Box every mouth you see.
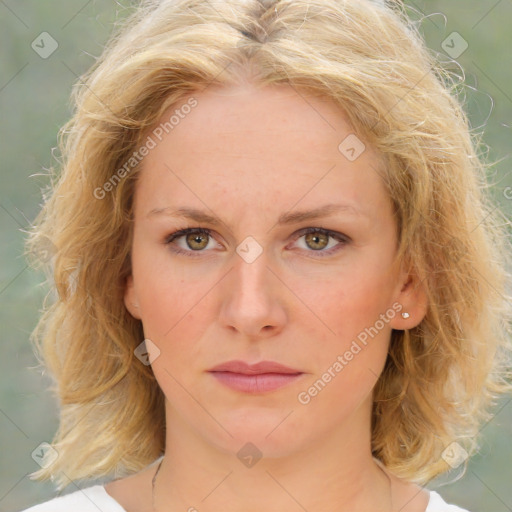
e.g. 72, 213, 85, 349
207, 360, 304, 394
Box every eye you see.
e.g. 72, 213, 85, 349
290, 227, 350, 257
164, 227, 350, 258
165, 228, 218, 257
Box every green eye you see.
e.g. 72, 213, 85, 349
165, 227, 350, 258
165, 228, 215, 257
293, 227, 350, 257
304, 231, 330, 250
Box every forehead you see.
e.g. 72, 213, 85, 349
164, 83, 353, 155
135, 83, 390, 223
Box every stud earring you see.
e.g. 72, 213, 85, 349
401, 312, 410, 319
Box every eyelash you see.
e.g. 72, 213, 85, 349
164, 227, 350, 258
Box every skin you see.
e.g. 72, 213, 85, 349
106, 83, 429, 512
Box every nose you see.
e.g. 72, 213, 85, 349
218, 248, 287, 339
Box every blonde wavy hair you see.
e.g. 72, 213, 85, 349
25, 0, 512, 491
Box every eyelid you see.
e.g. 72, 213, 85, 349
164, 227, 214, 245
164, 227, 221, 257
164, 226, 350, 257
287, 227, 350, 257
291, 226, 350, 243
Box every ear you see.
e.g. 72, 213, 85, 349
390, 263, 428, 330
124, 274, 142, 320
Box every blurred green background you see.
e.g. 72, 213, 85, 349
0, 1, 510, 511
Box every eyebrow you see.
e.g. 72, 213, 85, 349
147, 203, 366, 226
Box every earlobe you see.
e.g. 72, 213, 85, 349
124, 274, 142, 320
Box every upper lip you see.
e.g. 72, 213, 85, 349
208, 360, 302, 375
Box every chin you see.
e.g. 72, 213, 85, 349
199, 407, 314, 459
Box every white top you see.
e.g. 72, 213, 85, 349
20, 484, 471, 511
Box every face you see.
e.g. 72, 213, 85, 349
124, 83, 426, 458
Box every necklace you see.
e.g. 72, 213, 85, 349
152, 457, 164, 511
378, 461, 395, 512
151, 457, 394, 512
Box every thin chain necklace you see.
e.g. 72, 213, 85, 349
152, 457, 164, 511
151, 457, 394, 511
379, 462, 395, 512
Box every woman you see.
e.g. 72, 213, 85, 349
22, 0, 512, 510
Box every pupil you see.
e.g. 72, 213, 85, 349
188, 233, 207, 249
307, 232, 328, 250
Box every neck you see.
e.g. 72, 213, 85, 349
152, 398, 393, 512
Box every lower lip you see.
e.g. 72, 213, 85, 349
209, 371, 303, 393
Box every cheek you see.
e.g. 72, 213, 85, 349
132, 253, 221, 367
292, 265, 394, 402
294, 264, 395, 344
296, 276, 392, 415
138, 276, 213, 343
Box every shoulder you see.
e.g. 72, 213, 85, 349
376, 461, 470, 512
18, 485, 127, 512
426, 490, 472, 512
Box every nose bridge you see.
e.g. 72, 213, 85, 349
219, 243, 287, 336
231, 246, 274, 306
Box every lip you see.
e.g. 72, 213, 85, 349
208, 360, 301, 375
208, 360, 304, 393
